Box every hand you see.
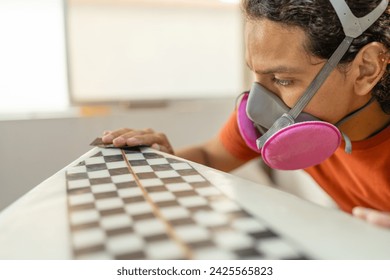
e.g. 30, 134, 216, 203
352, 207, 390, 228
101, 128, 175, 155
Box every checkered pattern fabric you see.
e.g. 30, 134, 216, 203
66, 147, 307, 260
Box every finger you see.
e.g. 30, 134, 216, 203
151, 143, 172, 154
125, 134, 162, 147
352, 207, 368, 220
151, 143, 161, 151
353, 207, 390, 228
115, 129, 160, 147
101, 128, 174, 153
102, 128, 132, 143
102, 128, 154, 145
366, 211, 390, 228
129, 133, 174, 154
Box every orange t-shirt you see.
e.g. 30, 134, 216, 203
219, 110, 390, 213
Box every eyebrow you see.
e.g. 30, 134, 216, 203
246, 62, 303, 75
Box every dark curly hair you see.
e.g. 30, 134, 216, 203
242, 0, 390, 114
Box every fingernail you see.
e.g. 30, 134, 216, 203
113, 137, 125, 146
126, 137, 140, 146
352, 207, 371, 219
102, 135, 114, 143
352, 207, 364, 216
151, 143, 160, 151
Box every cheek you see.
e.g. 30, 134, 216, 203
277, 85, 340, 123
302, 78, 351, 123
287, 96, 334, 122
303, 95, 336, 122
284, 72, 352, 123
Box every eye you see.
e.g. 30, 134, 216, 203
272, 77, 293, 86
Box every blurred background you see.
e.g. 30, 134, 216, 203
0, 0, 333, 212
0, 0, 257, 211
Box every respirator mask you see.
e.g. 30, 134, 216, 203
237, 0, 388, 170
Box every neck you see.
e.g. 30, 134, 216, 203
338, 100, 390, 141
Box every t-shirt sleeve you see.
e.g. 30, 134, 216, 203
218, 110, 260, 162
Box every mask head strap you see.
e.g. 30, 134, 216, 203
330, 0, 389, 38
257, 0, 388, 149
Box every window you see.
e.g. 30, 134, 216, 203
0, 0, 68, 114
68, 0, 245, 103
0, 0, 244, 113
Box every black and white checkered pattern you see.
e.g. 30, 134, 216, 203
66, 147, 307, 260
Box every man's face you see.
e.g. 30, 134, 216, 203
245, 19, 360, 124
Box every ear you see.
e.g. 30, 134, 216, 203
352, 42, 389, 96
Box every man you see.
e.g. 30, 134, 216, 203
102, 0, 390, 227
